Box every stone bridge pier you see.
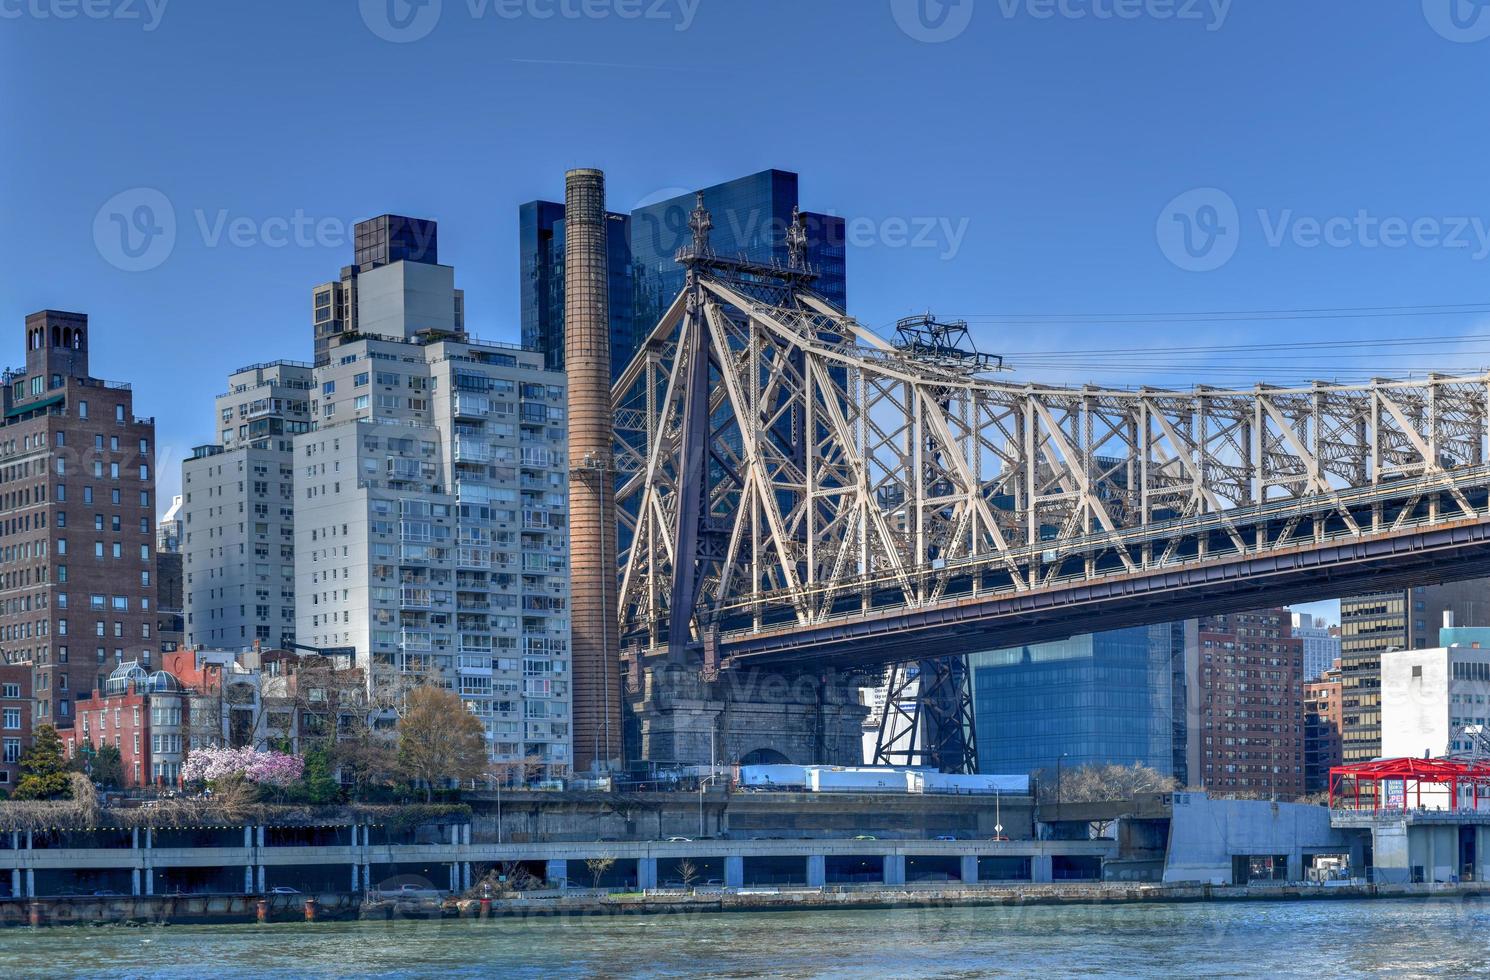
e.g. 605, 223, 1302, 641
627, 662, 868, 767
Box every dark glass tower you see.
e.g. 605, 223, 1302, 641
519, 169, 847, 379
968, 624, 1186, 781
519, 202, 633, 377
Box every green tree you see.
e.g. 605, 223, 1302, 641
13, 725, 73, 800
397, 685, 488, 801
89, 743, 124, 790
292, 745, 342, 804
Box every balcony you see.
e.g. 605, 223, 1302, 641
399, 630, 433, 653
400, 588, 433, 608
457, 655, 493, 676
453, 437, 491, 464
452, 392, 491, 420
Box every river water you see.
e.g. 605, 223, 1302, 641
4, 898, 1486, 977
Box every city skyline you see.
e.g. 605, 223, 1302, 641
9, 2, 1490, 533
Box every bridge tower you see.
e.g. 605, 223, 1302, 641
613, 199, 869, 767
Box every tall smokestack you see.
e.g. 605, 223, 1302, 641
564, 168, 622, 773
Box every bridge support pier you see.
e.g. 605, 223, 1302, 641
628, 662, 867, 767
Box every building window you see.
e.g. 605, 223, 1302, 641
78, 400, 88, 418
2, 709, 19, 730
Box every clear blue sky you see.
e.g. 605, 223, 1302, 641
7, 0, 1490, 625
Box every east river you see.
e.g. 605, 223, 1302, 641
2, 898, 1486, 977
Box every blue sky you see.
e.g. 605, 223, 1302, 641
7, 0, 1490, 624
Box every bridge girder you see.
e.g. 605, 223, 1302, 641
612, 266, 1490, 668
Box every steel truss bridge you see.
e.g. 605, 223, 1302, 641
610, 199, 1490, 770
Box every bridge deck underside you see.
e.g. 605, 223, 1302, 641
721, 491, 1490, 671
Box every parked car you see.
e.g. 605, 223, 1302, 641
934, 835, 958, 842
853, 835, 877, 841
664, 836, 693, 843
268, 886, 301, 895
91, 889, 123, 897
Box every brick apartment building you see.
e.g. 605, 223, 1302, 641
0, 662, 32, 791
65, 661, 188, 787
1303, 663, 1344, 795
1190, 609, 1306, 798
0, 311, 160, 732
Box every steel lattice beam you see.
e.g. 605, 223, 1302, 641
613, 259, 1490, 670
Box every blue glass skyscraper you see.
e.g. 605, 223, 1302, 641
969, 623, 1188, 782
519, 169, 847, 379
519, 200, 635, 376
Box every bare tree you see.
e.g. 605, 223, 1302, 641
486, 754, 545, 789
584, 855, 616, 891
674, 858, 699, 892
398, 685, 488, 800
1036, 762, 1177, 806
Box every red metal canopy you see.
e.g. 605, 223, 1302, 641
1330, 757, 1490, 812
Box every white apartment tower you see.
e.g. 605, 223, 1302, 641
1291, 611, 1342, 681
295, 245, 573, 775
182, 361, 313, 648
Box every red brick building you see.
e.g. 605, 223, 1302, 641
1192, 609, 1306, 798
0, 662, 33, 791
0, 311, 160, 732
1304, 663, 1344, 795
65, 662, 187, 787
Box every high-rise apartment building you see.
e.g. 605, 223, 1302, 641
520, 169, 848, 377
297, 234, 573, 774
311, 214, 462, 367
1339, 582, 1490, 763
182, 361, 313, 649
969, 623, 1188, 781
0, 310, 159, 728
1188, 609, 1304, 799
1291, 611, 1341, 681
155, 495, 184, 653
1303, 664, 1343, 795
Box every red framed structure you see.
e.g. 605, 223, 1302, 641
1329, 758, 1490, 813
